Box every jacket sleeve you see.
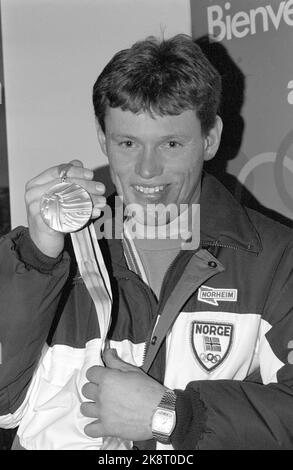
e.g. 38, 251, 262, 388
0, 227, 70, 427
172, 239, 293, 450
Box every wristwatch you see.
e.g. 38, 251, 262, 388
151, 389, 177, 444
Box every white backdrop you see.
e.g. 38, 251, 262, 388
1, 0, 191, 227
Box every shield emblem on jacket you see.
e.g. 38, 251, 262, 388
191, 321, 234, 372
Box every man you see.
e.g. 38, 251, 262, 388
1, 34, 293, 450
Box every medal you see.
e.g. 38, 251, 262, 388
40, 164, 93, 233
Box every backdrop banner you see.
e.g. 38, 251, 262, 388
191, 0, 293, 224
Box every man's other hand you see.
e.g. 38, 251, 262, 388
81, 348, 166, 441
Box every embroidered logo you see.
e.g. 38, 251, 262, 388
191, 321, 233, 372
198, 285, 238, 306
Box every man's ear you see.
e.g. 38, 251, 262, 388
203, 115, 223, 162
95, 119, 108, 157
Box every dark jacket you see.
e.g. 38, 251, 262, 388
1, 173, 293, 449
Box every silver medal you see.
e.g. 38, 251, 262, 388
40, 181, 93, 233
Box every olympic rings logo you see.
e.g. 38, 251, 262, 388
200, 352, 221, 364
236, 83, 293, 215
237, 130, 293, 214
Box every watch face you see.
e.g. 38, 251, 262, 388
152, 409, 176, 435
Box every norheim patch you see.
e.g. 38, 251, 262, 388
198, 285, 238, 306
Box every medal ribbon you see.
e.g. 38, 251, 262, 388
70, 224, 132, 450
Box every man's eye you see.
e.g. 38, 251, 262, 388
167, 141, 181, 148
120, 141, 134, 148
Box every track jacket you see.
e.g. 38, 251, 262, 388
1, 172, 293, 450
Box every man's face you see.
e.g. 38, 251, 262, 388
98, 107, 222, 224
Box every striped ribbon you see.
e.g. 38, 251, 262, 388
70, 224, 132, 450
71, 223, 112, 348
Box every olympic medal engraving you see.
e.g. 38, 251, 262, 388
40, 182, 93, 233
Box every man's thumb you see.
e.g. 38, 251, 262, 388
103, 348, 137, 372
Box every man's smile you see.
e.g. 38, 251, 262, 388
131, 183, 171, 203
133, 184, 166, 194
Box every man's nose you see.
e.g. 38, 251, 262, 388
135, 148, 163, 179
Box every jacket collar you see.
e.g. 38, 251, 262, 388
199, 172, 261, 254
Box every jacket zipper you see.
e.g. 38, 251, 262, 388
142, 250, 187, 365
114, 272, 157, 364
119, 273, 155, 311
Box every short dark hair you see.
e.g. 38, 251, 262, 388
93, 34, 221, 135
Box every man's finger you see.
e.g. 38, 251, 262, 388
58, 163, 93, 181
65, 178, 105, 195
69, 159, 83, 167
80, 401, 100, 419
84, 420, 105, 439
85, 365, 105, 384
82, 382, 99, 401
26, 162, 93, 187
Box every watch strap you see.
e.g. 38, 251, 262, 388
159, 389, 176, 411
152, 389, 177, 444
